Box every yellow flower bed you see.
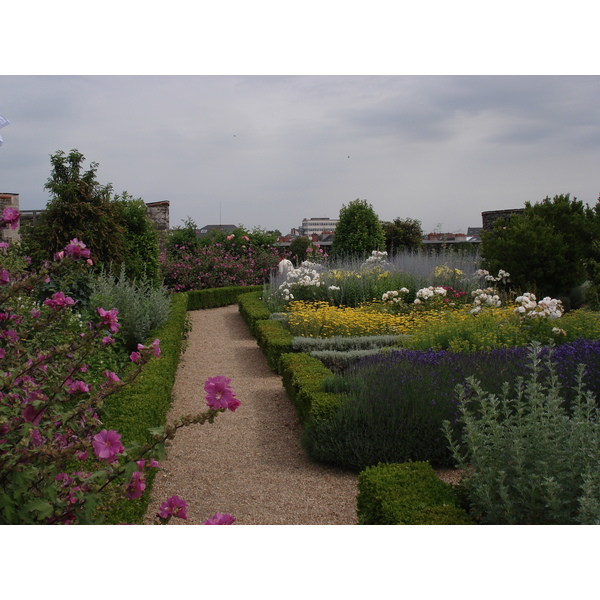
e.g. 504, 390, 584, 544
285, 300, 450, 338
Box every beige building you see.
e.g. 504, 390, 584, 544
0, 193, 20, 243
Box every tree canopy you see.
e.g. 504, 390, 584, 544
331, 198, 386, 259
382, 217, 423, 254
481, 193, 600, 301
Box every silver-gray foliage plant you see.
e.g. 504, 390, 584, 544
443, 341, 600, 525
89, 264, 172, 350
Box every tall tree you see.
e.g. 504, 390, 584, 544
21, 149, 127, 268
331, 198, 386, 259
382, 217, 423, 254
481, 193, 600, 300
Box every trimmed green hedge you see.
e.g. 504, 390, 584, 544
187, 285, 263, 310
238, 290, 272, 336
357, 462, 474, 525
279, 353, 345, 423
255, 319, 294, 372
99, 292, 189, 524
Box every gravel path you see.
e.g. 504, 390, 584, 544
144, 304, 359, 525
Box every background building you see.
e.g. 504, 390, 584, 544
0, 192, 19, 243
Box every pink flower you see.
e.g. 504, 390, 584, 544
158, 495, 188, 520
2, 206, 20, 230
204, 375, 240, 412
68, 380, 90, 394
43, 291, 75, 309
101, 336, 114, 345
137, 338, 161, 358
53, 250, 65, 261
103, 370, 121, 383
64, 238, 91, 260
129, 351, 141, 362
0, 270, 10, 285
126, 471, 146, 499
204, 512, 236, 525
97, 307, 120, 333
92, 429, 124, 462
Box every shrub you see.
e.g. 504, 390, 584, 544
187, 285, 262, 311
443, 342, 600, 524
279, 353, 344, 423
88, 264, 172, 351
357, 462, 474, 525
238, 290, 272, 337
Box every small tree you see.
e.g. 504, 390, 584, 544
288, 236, 312, 265
113, 192, 161, 285
21, 150, 127, 269
331, 198, 386, 259
382, 217, 423, 255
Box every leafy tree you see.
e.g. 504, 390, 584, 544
331, 198, 386, 259
481, 193, 600, 300
20, 149, 127, 269
382, 217, 423, 254
288, 236, 312, 265
164, 217, 200, 255
113, 192, 161, 285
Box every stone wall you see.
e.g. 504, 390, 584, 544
482, 208, 524, 231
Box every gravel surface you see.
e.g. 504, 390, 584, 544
144, 305, 359, 525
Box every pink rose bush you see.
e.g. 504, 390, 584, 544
160, 229, 287, 293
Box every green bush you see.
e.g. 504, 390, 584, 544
279, 353, 345, 423
357, 462, 473, 525
98, 292, 189, 524
88, 264, 172, 351
254, 319, 294, 373
237, 289, 272, 335
444, 342, 600, 524
187, 285, 263, 311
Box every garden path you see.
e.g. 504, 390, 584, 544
143, 304, 358, 525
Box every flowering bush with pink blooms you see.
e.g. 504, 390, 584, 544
160, 227, 287, 293
1, 212, 238, 524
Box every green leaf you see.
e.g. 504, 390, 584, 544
22, 499, 54, 520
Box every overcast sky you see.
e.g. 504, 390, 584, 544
2, 74, 600, 235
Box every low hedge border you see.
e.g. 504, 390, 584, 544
279, 352, 346, 423
99, 291, 189, 524
238, 289, 272, 336
187, 285, 263, 310
357, 462, 474, 525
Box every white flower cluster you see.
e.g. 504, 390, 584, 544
476, 268, 510, 284
413, 286, 447, 304
470, 287, 502, 314
362, 250, 390, 268
277, 260, 324, 302
514, 293, 564, 319
382, 288, 409, 304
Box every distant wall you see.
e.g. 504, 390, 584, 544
482, 208, 525, 231
0, 193, 19, 243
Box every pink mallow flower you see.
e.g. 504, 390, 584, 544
204, 512, 236, 525
43, 291, 75, 309
97, 307, 120, 334
137, 339, 161, 358
64, 238, 91, 260
204, 375, 240, 412
104, 370, 121, 383
126, 471, 146, 499
68, 380, 90, 394
0, 270, 9, 286
129, 351, 141, 363
2, 206, 20, 230
92, 429, 124, 462
158, 495, 188, 520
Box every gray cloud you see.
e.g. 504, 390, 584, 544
1, 75, 599, 234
